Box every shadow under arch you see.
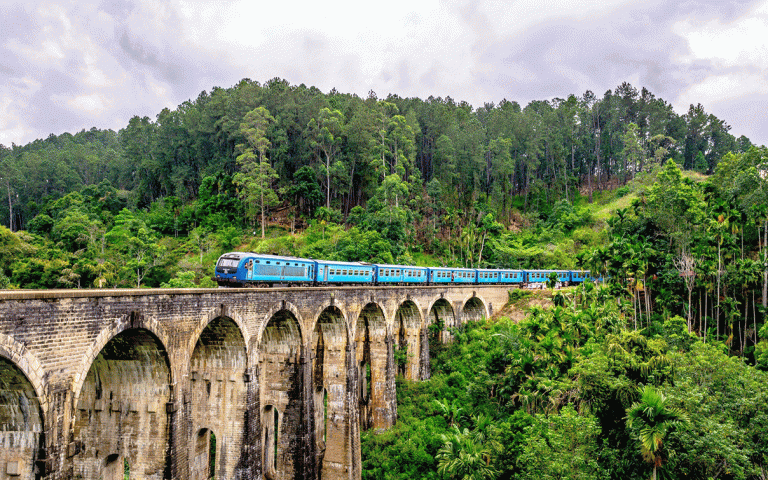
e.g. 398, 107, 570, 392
71, 327, 172, 480
312, 305, 351, 479
189, 316, 247, 480
0, 348, 46, 479
258, 308, 304, 480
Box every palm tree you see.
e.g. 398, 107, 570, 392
625, 385, 685, 480
437, 426, 499, 480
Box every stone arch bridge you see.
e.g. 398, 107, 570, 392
0, 285, 511, 480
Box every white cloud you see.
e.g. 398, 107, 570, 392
677, 73, 768, 107
65, 93, 110, 114
672, 3, 768, 69
1, 0, 767, 146
0, 96, 34, 146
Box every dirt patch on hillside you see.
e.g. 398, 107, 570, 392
491, 288, 558, 322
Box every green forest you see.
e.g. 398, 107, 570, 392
1, 78, 768, 478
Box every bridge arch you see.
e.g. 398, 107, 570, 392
394, 300, 423, 380
71, 326, 172, 479
190, 428, 217, 480
354, 302, 389, 430
461, 295, 488, 324
255, 301, 305, 348
0, 332, 46, 410
188, 315, 248, 480
312, 305, 351, 479
187, 306, 250, 362
427, 297, 456, 343
71, 313, 175, 400
258, 308, 304, 480
0, 338, 46, 479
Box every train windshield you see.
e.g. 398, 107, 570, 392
218, 258, 240, 268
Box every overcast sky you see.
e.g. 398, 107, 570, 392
1, 0, 767, 148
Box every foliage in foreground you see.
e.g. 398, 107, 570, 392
361, 282, 768, 480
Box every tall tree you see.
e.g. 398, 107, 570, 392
308, 107, 346, 209
233, 107, 279, 238
626, 386, 685, 480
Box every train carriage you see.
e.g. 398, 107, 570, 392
316, 260, 374, 284
476, 269, 500, 285
526, 270, 572, 285
374, 265, 428, 285
571, 270, 591, 283
497, 269, 525, 284
428, 267, 477, 284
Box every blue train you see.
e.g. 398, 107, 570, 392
213, 252, 596, 288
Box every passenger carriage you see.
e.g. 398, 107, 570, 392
525, 270, 572, 286
428, 267, 476, 284
571, 270, 591, 283
495, 269, 526, 285
315, 260, 374, 284
374, 265, 428, 285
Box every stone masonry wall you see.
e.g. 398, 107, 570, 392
0, 285, 511, 480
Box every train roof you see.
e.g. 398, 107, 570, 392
315, 259, 371, 267
220, 252, 315, 263
477, 268, 524, 272
374, 264, 428, 269
218, 251, 251, 258
428, 266, 476, 271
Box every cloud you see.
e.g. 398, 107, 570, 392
0, 0, 766, 147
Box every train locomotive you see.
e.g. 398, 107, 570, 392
214, 252, 596, 288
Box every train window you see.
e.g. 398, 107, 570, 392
266, 261, 271, 265
255, 260, 260, 264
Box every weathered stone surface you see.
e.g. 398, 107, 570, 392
0, 285, 511, 479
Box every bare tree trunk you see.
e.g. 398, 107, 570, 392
754, 291, 758, 347
717, 242, 722, 339
763, 219, 767, 308
5, 178, 12, 232
704, 291, 708, 343
326, 153, 331, 209
261, 189, 266, 239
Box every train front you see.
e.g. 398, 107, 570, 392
214, 252, 247, 286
